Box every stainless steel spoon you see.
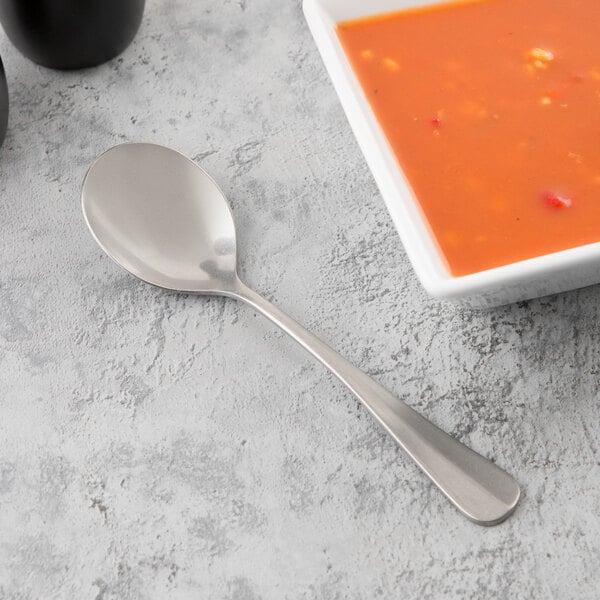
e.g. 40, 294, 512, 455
81, 143, 520, 525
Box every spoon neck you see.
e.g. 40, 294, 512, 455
225, 278, 266, 306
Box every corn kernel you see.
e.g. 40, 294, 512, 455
526, 47, 554, 71
530, 47, 554, 62
383, 57, 400, 71
568, 152, 583, 163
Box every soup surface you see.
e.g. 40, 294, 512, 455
337, 0, 600, 276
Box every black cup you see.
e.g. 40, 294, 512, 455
0, 56, 7, 147
0, 0, 145, 70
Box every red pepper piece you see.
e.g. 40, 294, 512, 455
544, 191, 573, 209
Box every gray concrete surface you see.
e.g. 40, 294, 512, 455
0, 0, 598, 598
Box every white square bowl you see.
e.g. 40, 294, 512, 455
303, 0, 600, 308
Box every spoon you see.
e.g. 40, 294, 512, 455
81, 143, 520, 525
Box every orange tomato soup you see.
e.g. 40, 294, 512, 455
337, 0, 600, 276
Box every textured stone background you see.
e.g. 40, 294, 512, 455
0, 0, 599, 598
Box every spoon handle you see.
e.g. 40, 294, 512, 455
231, 282, 520, 525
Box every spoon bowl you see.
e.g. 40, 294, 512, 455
82, 143, 520, 526
82, 143, 238, 294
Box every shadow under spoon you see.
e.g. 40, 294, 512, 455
81, 143, 521, 525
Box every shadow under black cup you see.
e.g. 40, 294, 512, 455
0, 56, 7, 147
0, 0, 145, 70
